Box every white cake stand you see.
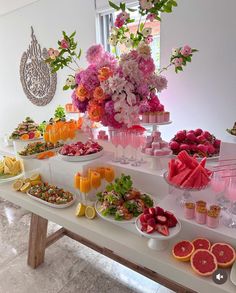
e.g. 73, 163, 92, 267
135, 215, 182, 251
140, 121, 172, 132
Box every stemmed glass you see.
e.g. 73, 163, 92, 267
211, 171, 229, 209
110, 130, 120, 162
80, 176, 91, 205
224, 173, 236, 228
131, 132, 142, 167
137, 134, 146, 164
119, 131, 129, 164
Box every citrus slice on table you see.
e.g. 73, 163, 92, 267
85, 206, 96, 220
20, 182, 31, 193
30, 173, 41, 181
12, 179, 24, 191
75, 203, 86, 217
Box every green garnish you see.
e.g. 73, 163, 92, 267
106, 173, 132, 197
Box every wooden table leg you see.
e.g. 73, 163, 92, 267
27, 213, 48, 269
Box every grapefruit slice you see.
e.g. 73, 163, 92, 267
211, 243, 236, 268
191, 249, 217, 277
192, 238, 211, 251
172, 240, 195, 262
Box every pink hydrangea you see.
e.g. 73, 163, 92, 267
79, 65, 100, 92
139, 100, 151, 114
86, 44, 104, 64
138, 57, 155, 76
137, 84, 149, 97
96, 51, 117, 71
180, 45, 192, 57
115, 15, 125, 28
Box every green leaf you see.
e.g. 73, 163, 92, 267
139, 22, 145, 32
127, 7, 136, 12
120, 2, 126, 11
70, 31, 76, 38
109, 1, 120, 10
126, 19, 135, 23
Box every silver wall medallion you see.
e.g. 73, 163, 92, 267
20, 26, 57, 106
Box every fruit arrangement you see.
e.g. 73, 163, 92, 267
169, 129, 221, 157
167, 150, 212, 189
28, 182, 74, 205
172, 238, 236, 277
60, 140, 102, 156
0, 156, 23, 177
138, 206, 178, 236
13, 173, 42, 193
227, 122, 236, 136
75, 203, 96, 220
10, 117, 41, 140
97, 174, 154, 221
18, 141, 63, 157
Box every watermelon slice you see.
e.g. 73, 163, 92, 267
200, 157, 206, 168
177, 151, 198, 169
168, 159, 177, 180
181, 164, 202, 188
171, 168, 192, 186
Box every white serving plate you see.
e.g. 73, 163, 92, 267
230, 261, 236, 286
18, 147, 62, 159
58, 149, 104, 162
135, 215, 182, 241
27, 191, 76, 209
95, 200, 137, 224
0, 172, 24, 183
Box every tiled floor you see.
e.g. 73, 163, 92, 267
0, 199, 175, 293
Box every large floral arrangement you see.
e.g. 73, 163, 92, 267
46, 0, 197, 129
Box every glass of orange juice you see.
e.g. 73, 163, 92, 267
91, 171, 101, 189
80, 176, 91, 205
95, 167, 105, 179
104, 167, 115, 183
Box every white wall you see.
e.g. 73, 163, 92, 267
160, 0, 236, 142
0, 0, 96, 135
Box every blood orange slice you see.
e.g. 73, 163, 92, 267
190, 249, 217, 277
192, 238, 211, 251
172, 240, 195, 262
211, 243, 236, 268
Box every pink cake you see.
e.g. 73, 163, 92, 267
164, 112, 170, 122
145, 148, 154, 155
149, 113, 156, 123
142, 113, 149, 123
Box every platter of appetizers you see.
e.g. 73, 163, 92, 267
135, 206, 181, 239
0, 156, 24, 182
95, 174, 154, 223
18, 142, 63, 159
58, 140, 104, 162
169, 129, 221, 158
227, 122, 236, 137
27, 182, 76, 208
10, 117, 42, 141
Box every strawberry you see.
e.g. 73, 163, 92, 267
143, 208, 150, 215
147, 218, 156, 228
164, 211, 174, 219
166, 216, 178, 228
156, 224, 169, 236
149, 207, 156, 215
155, 206, 164, 216
28, 132, 35, 139
141, 223, 147, 232
143, 214, 153, 222
146, 225, 155, 234
156, 215, 167, 225
140, 214, 146, 224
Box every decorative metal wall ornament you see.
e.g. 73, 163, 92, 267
20, 26, 57, 106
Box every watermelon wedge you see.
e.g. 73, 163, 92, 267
200, 157, 206, 168
171, 168, 192, 186
168, 159, 177, 180
177, 151, 198, 169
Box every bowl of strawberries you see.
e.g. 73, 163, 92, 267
135, 206, 181, 251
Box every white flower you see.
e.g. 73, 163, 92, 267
66, 76, 75, 86
172, 48, 180, 56
142, 27, 152, 37
140, 0, 153, 10
120, 11, 130, 20
126, 93, 137, 106
124, 39, 133, 48
111, 27, 119, 35
108, 35, 118, 46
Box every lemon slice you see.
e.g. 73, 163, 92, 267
85, 206, 96, 220
23, 178, 31, 184
30, 173, 41, 181
75, 203, 86, 217
20, 182, 31, 193
12, 179, 24, 191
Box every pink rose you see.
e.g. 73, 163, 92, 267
173, 57, 183, 67
147, 13, 155, 22
145, 35, 153, 44
115, 17, 125, 28
180, 45, 192, 57
61, 39, 69, 49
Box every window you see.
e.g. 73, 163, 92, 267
96, 4, 161, 68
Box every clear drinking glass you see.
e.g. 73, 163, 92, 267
119, 131, 129, 164
223, 173, 236, 228
110, 130, 120, 162
131, 132, 141, 167
211, 170, 229, 209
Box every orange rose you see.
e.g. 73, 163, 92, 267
88, 103, 104, 122
98, 67, 112, 82
76, 84, 88, 101
93, 86, 106, 102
